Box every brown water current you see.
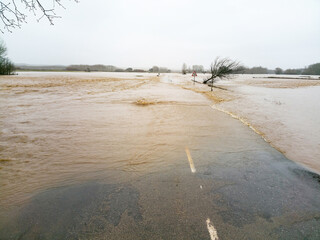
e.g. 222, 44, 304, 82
0, 72, 215, 208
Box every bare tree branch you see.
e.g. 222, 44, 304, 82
0, 0, 78, 33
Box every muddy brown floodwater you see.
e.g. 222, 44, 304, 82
0, 72, 212, 207
0, 72, 320, 239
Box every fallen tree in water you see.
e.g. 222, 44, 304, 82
204, 57, 244, 91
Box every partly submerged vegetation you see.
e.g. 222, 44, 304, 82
203, 57, 244, 90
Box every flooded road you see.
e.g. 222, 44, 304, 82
0, 72, 320, 239
167, 73, 320, 174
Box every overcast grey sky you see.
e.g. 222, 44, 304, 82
2, 0, 320, 69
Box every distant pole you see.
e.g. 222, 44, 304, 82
192, 71, 197, 85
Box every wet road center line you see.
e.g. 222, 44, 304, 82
206, 218, 219, 240
211, 105, 268, 142
185, 147, 196, 173
184, 147, 218, 239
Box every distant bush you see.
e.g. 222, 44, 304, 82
182, 63, 187, 74
284, 68, 302, 75
132, 69, 146, 72
275, 68, 283, 74
0, 41, 14, 75
242, 66, 268, 74
66, 64, 116, 72
303, 63, 320, 75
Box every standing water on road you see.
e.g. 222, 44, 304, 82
166, 73, 320, 174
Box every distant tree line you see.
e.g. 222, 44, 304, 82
182, 63, 269, 75
303, 63, 320, 75
66, 65, 171, 73
17, 64, 171, 73
242, 66, 270, 74
241, 63, 320, 75
148, 66, 171, 73
275, 63, 320, 75
0, 41, 14, 75
182, 62, 320, 76
182, 64, 274, 75
181, 63, 205, 74
66, 65, 117, 72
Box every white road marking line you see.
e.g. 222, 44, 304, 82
211, 105, 268, 142
184, 147, 217, 239
185, 147, 196, 173
206, 218, 219, 240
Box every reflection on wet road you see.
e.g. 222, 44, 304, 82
0, 73, 319, 239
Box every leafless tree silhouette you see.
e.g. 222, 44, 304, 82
0, 40, 14, 74
203, 57, 244, 91
182, 63, 187, 75
0, 0, 78, 33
